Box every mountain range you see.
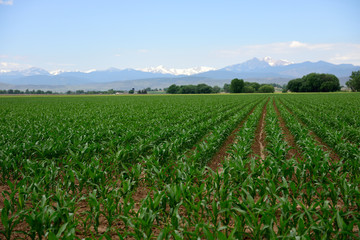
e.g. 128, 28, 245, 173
0, 57, 358, 91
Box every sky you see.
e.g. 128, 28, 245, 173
0, 0, 360, 72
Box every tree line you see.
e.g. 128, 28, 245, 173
166, 80, 276, 94
286, 73, 341, 92
224, 79, 275, 93
3, 71, 359, 95
0, 89, 55, 94
0, 89, 126, 95
283, 71, 360, 92
166, 83, 221, 94
346, 70, 360, 92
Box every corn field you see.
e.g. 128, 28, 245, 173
0, 93, 359, 239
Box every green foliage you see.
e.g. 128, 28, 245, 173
0, 89, 54, 94
245, 82, 261, 91
223, 83, 230, 93
166, 83, 217, 94
166, 84, 180, 94
346, 70, 360, 92
0, 93, 359, 239
230, 78, 244, 93
137, 89, 148, 94
212, 85, 221, 93
242, 86, 255, 93
287, 73, 341, 92
258, 84, 275, 93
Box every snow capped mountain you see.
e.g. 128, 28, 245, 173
20, 67, 49, 76
1, 57, 358, 89
50, 69, 67, 75
140, 65, 216, 76
222, 57, 294, 72
50, 69, 97, 75
263, 56, 293, 66
0, 67, 49, 77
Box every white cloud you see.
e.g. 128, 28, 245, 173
0, 54, 28, 60
137, 49, 149, 53
0, 0, 13, 5
216, 41, 360, 66
329, 53, 360, 64
289, 41, 307, 48
0, 61, 31, 71
289, 41, 334, 51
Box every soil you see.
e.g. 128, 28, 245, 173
250, 98, 269, 161
0, 183, 10, 209
279, 100, 340, 162
273, 99, 303, 160
207, 102, 260, 172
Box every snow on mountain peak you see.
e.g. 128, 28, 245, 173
19, 67, 49, 76
50, 69, 66, 75
84, 69, 97, 73
50, 69, 97, 75
140, 65, 216, 76
263, 56, 293, 66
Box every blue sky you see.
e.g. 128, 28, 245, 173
0, 0, 359, 71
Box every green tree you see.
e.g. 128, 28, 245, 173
346, 70, 360, 92
287, 78, 303, 92
196, 84, 213, 94
249, 82, 260, 91
287, 73, 340, 92
242, 86, 255, 93
258, 85, 275, 93
212, 86, 221, 93
230, 78, 244, 93
319, 74, 341, 92
166, 84, 180, 94
282, 86, 288, 93
179, 85, 197, 94
223, 83, 230, 93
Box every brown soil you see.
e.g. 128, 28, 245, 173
279, 100, 340, 162
207, 102, 260, 172
0, 175, 152, 240
273, 99, 303, 160
250, 98, 269, 161
0, 184, 10, 209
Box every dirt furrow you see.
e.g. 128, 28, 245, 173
250, 98, 269, 161
208, 102, 261, 172
278, 100, 340, 162
273, 99, 303, 160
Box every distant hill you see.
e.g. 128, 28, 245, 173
0, 58, 358, 91
195, 58, 358, 79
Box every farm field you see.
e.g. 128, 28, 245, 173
0, 93, 360, 239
